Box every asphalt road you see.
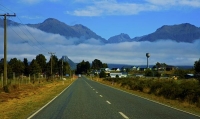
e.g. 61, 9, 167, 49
28, 77, 200, 119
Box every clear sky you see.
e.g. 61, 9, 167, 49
1, 0, 200, 39
0, 0, 200, 66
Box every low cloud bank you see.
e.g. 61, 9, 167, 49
0, 26, 199, 66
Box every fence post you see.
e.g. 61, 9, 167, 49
13, 72, 15, 85
29, 74, 30, 84
34, 74, 35, 84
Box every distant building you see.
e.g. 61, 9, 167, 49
166, 65, 178, 71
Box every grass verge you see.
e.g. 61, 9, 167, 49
0, 79, 75, 119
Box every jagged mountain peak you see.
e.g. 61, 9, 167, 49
108, 33, 132, 43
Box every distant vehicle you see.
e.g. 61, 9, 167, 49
78, 74, 81, 78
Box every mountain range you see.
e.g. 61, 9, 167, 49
1, 18, 200, 44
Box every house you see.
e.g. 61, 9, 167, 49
166, 65, 178, 71
110, 73, 122, 78
111, 68, 121, 71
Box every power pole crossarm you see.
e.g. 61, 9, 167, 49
0, 13, 16, 90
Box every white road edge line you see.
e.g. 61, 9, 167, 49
106, 100, 111, 104
27, 81, 75, 119
119, 112, 129, 119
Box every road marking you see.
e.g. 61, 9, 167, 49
106, 100, 111, 104
96, 81, 200, 118
119, 112, 129, 119
96, 91, 98, 93
27, 81, 74, 119
93, 89, 95, 90
99, 95, 103, 97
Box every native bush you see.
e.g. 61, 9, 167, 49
158, 80, 182, 99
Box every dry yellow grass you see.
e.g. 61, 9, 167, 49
0, 79, 75, 119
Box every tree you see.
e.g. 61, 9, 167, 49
58, 58, 71, 76
145, 69, 153, 76
194, 58, 200, 81
29, 59, 42, 75
0, 58, 3, 73
99, 71, 106, 78
36, 54, 47, 73
8, 58, 25, 77
76, 60, 90, 75
194, 58, 200, 73
23, 58, 30, 76
102, 63, 108, 68
91, 59, 103, 70
46, 55, 59, 76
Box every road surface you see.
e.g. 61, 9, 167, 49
28, 77, 200, 119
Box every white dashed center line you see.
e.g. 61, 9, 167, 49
119, 112, 129, 119
96, 91, 98, 93
106, 101, 111, 104
99, 95, 103, 97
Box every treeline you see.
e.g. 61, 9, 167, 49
75, 59, 108, 75
0, 54, 71, 79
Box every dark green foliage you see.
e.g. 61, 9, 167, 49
76, 60, 90, 74
145, 69, 153, 76
194, 58, 200, 73
173, 69, 187, 79
91, 59, 103, 70
30, 59, 42, 75
8, 58, 25, 77
36, 54, 47, 73
99, 71, 106, 78
154, 71, 161, 77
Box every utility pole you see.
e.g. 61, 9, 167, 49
62, 57, 63, 80
48, 52, 55, 79
0, 13, 16, 90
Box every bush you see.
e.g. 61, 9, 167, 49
158, 80, 182, 100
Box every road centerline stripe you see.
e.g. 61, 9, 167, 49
119, 112, 129, 119
99, 95, 103, 97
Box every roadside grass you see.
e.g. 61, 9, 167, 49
0, 78, 75, 119
92, 77, 200, 117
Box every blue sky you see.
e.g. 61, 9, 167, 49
0, 0, 200, 66
1, 0, 200, 39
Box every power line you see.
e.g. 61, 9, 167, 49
16, 17, 50, 52
0, 3, 50, 53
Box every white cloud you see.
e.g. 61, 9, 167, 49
0, 26, 199, 66
67, 1, 159, 16
146, 0, 200, 7
19, 0, 61, 4
67, 0, 200, 16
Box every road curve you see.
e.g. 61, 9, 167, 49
28, 77, 200, 119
